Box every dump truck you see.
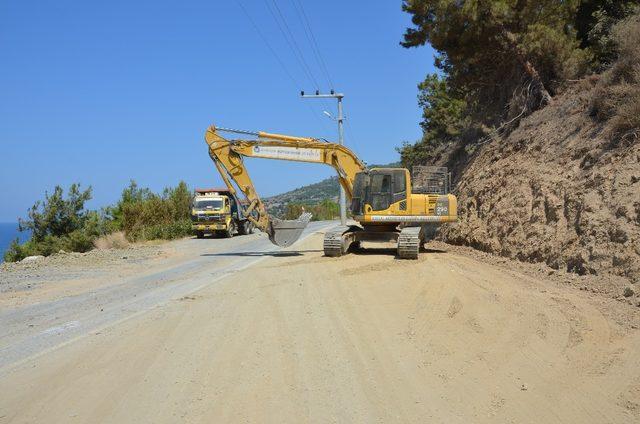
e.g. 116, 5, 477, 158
191, 188, 255, 238
204, 125, 457, 258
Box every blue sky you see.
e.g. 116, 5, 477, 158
0, 0, 436, 222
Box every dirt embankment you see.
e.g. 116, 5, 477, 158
436, 80, 639, 284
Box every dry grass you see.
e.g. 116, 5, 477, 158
610, 79, 640, 139
93, 231, 130, 250
590, 11, 640, 139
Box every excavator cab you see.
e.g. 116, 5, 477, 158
350, 169, 409, 215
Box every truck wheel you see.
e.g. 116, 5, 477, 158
225, 222, 235, 238
196, 231, 204, 239
240, 221, 253, 235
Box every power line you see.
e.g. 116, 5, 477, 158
286, 0, 334, 111
344, 118, 363, 157
234, 0, 331, 133
263, 0, 321, 90
234, 1, 346, 142
234, 0, 300, 89
290, 0, 335, 89
269, 0, 321, 89
283, 1, 342, 130
263, 1, 335, 131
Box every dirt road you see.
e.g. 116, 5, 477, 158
1, 226, 640, 423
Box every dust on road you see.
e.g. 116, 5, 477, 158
1, 232, 639, 423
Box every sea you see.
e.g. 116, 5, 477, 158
0, 223, 31, 263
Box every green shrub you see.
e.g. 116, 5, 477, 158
3, 230, 100, 262
104, 180, 153, 231
3, 239, 37, 262
4, 181, 193, 262
118, 180, 193, 241
164, 181, 191, 221
285, 199, 340, 221
19, 183, 93, 241
576, 1, 640, 69
3, 184, 108, 262
135, 219, 192, 241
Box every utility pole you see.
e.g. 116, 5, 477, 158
301, 90, 347, 225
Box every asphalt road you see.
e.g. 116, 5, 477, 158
0, 221, 335, 373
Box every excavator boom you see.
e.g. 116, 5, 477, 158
205, 125, 366, 247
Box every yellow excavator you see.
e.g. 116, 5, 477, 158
205, 125, 457, 259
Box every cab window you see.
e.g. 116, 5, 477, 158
370, 174, 392, 211
194, 199, 223, 210
371, 174, 391, 194
394, 171, 406, 194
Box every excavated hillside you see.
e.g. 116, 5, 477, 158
438, 79, 639, 283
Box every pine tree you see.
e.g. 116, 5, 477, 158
401, 0, 589, 123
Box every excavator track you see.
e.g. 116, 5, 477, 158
323, 226, 351, 257
397, 226, 422, 259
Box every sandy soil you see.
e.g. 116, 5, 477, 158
0, 243, 176, 309
0, 235, 254, 309
1, 231, 640, 423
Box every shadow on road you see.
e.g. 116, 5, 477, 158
347, 247, 448, 256
349, 247, 398, 256
422, 247, 448, 254
202, 247, 447, 259
201, 249, 323, 257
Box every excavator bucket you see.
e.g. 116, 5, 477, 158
268, 212, 313, 247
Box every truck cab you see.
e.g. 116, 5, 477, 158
191, 188, 255, 238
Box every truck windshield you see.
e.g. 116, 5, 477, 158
194, 199, 223, 210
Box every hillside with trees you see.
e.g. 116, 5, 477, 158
399, 0, 639, 168
399, 0, 640, 282
263, 176, 341, 218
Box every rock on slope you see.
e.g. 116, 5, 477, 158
440, 80, 639, 282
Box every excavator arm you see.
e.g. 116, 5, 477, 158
205, 125, 366, 247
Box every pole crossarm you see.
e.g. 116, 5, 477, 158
301, 93, 344, 99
